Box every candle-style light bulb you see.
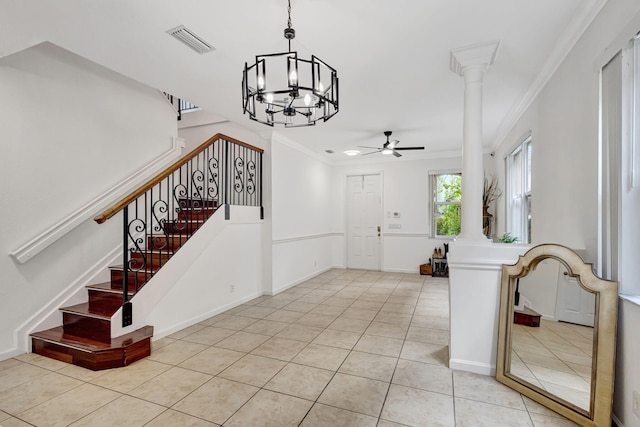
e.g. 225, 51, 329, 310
266, 93, 274, 104
304, 93, 311, 106
257, 76, 265, 90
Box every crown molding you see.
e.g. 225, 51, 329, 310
490, 0, 608, 151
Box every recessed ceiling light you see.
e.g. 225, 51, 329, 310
344, 150, 360, 156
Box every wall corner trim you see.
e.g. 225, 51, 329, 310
9, 137, 184, 264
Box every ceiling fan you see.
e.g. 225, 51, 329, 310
359, 131, 425, 157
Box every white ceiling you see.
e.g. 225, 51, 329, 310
1, 0, 605, 160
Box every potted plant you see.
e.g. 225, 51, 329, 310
497, 232, 519, 243
482, 174, 502, 237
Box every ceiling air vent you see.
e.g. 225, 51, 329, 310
325, 150, 335, 154
167, 25, 215, 54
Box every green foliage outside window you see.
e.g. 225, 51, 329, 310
435, 174, 462, 237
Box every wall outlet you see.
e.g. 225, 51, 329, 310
229, 284, 235, 293
634, 390, 640, 418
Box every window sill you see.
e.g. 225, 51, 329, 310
620, 294, 640, 308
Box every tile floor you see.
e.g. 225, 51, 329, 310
511, 319, 593, 411
0, 269, 580, 426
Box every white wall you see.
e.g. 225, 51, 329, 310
0, 43, 178, 358
492, 1, 640, 425
270, 134, 336, 293
333, 155, 467, 273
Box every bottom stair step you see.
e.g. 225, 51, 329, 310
30, 325, 153, 371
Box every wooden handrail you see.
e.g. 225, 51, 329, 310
94, 133, 264, 224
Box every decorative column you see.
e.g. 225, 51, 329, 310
450, 41, 500, 244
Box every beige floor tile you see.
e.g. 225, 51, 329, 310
322, 296, 356, 307
300, 403, 377, 427
256, 299, 292, 310
350, 300, 384, 311
168, 323, 206, 339
527, 365, 590, 392
338, 351, 397, 382
147, 340, 208, 365
386, 296, 418, 305
540, 381, 590, 410
292, 343, 350, 371
0, 371, 83, 414
392, 359, 453, 395
380, 384, 454, 427
296, 294, 330, 304
342, 307, 379, 321
400, 341, 448, 366
18, 383, 120, 427
0, 416, 33, 426
318, 373, 389, 417
179, 346, 244, 375
297, 312, 337, 328
13, 353, 69, 371
283, 301, 319, 313
380, 302, 415, 314
264, 309, 306, 323
91, 359, 171, 393
312, 329, 362, 349
145, 409, 220, 426
454, 397, 533, 426
376, 419, 409, 427
151, 337, 177, 351
374, 311, 412, 326
453, 370, 526, 410
411, 314, 449, 330
236, 306, 277, 319
0, 409, 10, 422
405, 326, 449, 345
310, 304, 346, 317
364, 321, 408, 339
0, 359, 24, 372
0, 361, 50, 393
181, 326, 236, 345
172, 377, 258, 425
358, 293, 390, 303
214, 331, 270, 352
242, 319, 290, 336
219, 354, 286, 387
225, 389, 313, 427
69, 395, 164, 427
529, 413, 581, 426
276, 323, 325, 342
327, 316, 371, 333
128, 366, 211, 406
245, 296, 272, 306
198, 313, 232, 326
265, 363, 334, 401
213, 315, 258, 330
354, 335, 404, 357
517, 352, 575, 375
251, 336, 308, 361
56, 364, 108, 382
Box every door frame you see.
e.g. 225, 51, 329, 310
344, 171, 384, 271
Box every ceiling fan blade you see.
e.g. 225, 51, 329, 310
361, 150, 381, 156
394, 147, 425, 151
392, 150, 402, 158
357, 146, 380, 149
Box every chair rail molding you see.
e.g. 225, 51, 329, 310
9, 137, 185, 264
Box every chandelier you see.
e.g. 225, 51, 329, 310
242, 0, 339, 127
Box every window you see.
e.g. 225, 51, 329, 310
506, 136, 532, 244
431, 172, 462, 238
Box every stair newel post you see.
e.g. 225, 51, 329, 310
259, 151, 264, 219
122, 206, 133, 327
224, 138, 230, 220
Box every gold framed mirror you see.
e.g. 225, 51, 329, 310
496, 244, 618, 427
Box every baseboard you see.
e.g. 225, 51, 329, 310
382, 268, 421, 274
0, 347, 23, 361
612, 414, 624, 427
269, 266, 335, 296
14, 246, 121, 353
449, 358, 496, 376
152, 291, 262, 340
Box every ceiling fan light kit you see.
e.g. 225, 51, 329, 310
359, 131, 425, 158
241, 0, 339, 127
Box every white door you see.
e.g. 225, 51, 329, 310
555, 268, 595, 327
347, 174, 381, 270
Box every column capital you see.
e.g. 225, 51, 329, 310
450, 41, 500, 76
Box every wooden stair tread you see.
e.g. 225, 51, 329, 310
31, 325, 152, 352
60, 302, 113, 319
86, 282, 134, 295
514, 306, 541, 316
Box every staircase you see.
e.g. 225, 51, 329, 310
30, 199, 218, 370
27, 133, 263, 371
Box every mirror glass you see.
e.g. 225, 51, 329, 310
508, 258, 594, 412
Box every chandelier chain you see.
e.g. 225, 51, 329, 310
287, 0, 292, 29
